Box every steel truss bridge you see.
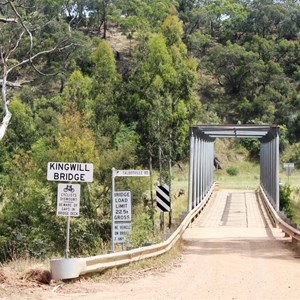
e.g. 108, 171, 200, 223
188, 124, 280, 212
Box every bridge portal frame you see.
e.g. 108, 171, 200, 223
188, 124, 280, 212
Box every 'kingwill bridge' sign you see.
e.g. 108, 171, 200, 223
47, 162, 94, 182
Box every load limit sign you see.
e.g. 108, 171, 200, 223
156, 185, 171, 212
113, 190, 132, 221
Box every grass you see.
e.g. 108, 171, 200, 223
170, 164, 189, 218
214, 160, 260, 190
0, 257, 49, 271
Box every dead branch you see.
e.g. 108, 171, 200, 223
0, 79, 31, 88
7, 42, 77, 75
5, 30, 25, 59
0, 17, 17, 23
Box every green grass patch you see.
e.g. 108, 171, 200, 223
215, 160, 260, 190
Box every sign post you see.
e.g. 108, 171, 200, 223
47, 162, 93, 259
111, 168, 150, 252
66, 215, 71, 259
57, 183, 81, 258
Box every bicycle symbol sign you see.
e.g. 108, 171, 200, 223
63, 185, 75, 193
57, 183, 81, 217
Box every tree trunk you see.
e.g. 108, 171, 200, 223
149, 153, 154, 228
0, 70, 12, 141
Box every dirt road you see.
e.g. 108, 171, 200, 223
2, 189, 300, 299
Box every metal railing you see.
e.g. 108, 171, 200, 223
259, 185, 300, 243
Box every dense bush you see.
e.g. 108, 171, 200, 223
279, 184, 293, 220
126, 212, 159, 248
226, 166, 239, 176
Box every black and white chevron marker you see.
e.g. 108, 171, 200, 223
156, 185, 171, 212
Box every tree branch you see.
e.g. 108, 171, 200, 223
5, 30, 25, 59
0, 79, 31, 88
0, 17, 17, 23
7, 42, 77, 75
0, 1, 78, 141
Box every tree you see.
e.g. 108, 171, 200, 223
0, 1, 75, 140
62, 70, 93, 113
247, 0, 287, 38
204, 42, 262, 95
124, 13, 201, 168
88, 40, 121, 137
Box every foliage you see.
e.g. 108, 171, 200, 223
126, 212, 159, 247
281, 143, 300, 169
226, 166, 239, 176
237, 139, 261, 160
280, 184, 293, 220
0, 155, 58, 261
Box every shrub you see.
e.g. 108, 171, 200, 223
280, 184, 293, 220
125, 212, 159, 247
226, 166, 239, 176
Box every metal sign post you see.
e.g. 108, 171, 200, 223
111, 168, 150, 252
66, 216, 70, 258
57, 183, 81, 258
111, 170, 115, 252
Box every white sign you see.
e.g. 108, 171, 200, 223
283, 163, 294, 168
57, 184, 80, 217
113, 169, 150, 177
47, 162, 94, 182
113, 190, 132, 221
114, 223, 132, 243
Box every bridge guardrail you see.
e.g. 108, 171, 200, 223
259, 185, 300, 243
51, 182, 217, 280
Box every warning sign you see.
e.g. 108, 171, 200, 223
57, 184, 81, 217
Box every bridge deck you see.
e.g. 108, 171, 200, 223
185, 189, 278, 242
194, 189, 266, 228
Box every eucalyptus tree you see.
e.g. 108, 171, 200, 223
0, 0, 76, 140
246, 0, 287, 38
89, 39, 121, 138
124, 14, 200, 169
112, 0, 176, 40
